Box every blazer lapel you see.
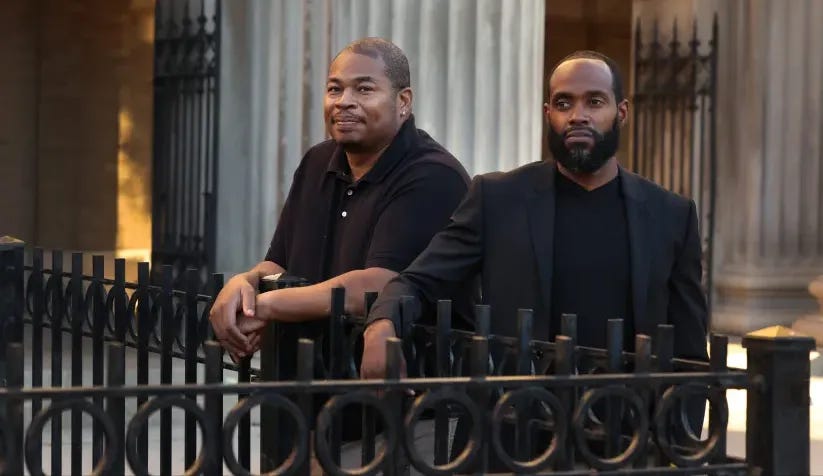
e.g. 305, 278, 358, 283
526, 163, 556, 324
621, 169, 653, 334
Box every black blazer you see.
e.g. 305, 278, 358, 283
369, 160, 708, 361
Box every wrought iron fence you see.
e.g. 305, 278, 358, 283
151, 0, 221, 285
631, 16, 718, 314
0, 242, 815, 475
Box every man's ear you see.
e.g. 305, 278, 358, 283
398, 87, 413, 115
617, 99, 629, 126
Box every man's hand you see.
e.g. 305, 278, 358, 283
209, 273, 256, 357
360, 319, 406, 379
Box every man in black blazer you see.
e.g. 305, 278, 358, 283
362, 50, 708, 374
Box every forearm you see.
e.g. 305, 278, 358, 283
259, 267, 397, 322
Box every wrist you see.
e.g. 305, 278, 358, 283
365, 318, 396, 339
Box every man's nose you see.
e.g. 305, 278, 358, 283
335, 87, 355, 108
568, 103, 590, 126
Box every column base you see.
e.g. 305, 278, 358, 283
792, 276, 823, 345
712, 267, 820, 335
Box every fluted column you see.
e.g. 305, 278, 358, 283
711, 0, 823, 333
216, 0, 331, 273
633, 0, 823, 334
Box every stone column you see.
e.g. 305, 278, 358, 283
216, 0, 332, 273
711, 0, 823, 334
633, 0, 823, 334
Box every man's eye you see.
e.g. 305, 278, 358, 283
590, 98, 605, 106
358, 86, 374, 93
554, 100, 570, 109
327, 86, 341, 93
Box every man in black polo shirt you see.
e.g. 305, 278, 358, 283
209, 37, 472, 374
360, 50, 709, 467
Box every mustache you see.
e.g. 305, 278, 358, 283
331, 113, 363, 123
562, 126, 603, 139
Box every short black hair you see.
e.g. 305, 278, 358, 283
335, 37, 411, 91
548, 50, 625, 103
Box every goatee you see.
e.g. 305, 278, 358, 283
548, 118, 620, 174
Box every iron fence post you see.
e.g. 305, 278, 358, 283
743, 326, 815, 476
0, 237, 24, 393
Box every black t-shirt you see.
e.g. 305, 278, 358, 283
551, 170, 635, 350
264, 116, 472, 376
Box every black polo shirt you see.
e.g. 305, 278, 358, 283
264, 116, 472, 375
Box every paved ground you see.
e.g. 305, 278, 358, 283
14, 328, 823, 475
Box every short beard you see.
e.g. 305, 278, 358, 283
548, 119, 620, 174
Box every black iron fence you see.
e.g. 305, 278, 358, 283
152, 0, 221, 284
631, 16, 718, 314
0, 242, 815, 475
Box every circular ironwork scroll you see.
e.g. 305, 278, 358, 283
491, 387, 567, 473
223, 393, 308, 476
654, 384, 728, 467
403, 388, 482, 475
26, 398, 118, 476
572, 386, 648, 470
315, 391, 396, 476
126, 396, 213, 476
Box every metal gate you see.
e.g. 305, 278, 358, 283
630, 16, 718, 312
151, 0, 221, 284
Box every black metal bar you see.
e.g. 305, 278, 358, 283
687, 19, 699, 199
91, 255, 106, 465
185, 268, 199, 467
434, 300, 452, 465
7, 343, 24, 476
30, 248, 44, 443
297, 339, 314, 476
654, 324, 675, 467
4, 369, 748, 400
605, 319, 624, 458
470, 335, 489, 475
238, 355, 251, 470
328, 287, 346, 466
561, 313, 577, 347
70, 253, 84, 474
384, 337, 405, 476
362, 292, 379, 467
50, 249, 63, 474
474, 304, 490, 337
107, 342, 126, 475
555, 335, 575, 471
136, 262, 151, 469
633, 334, 652, 469
205, 340, 223, 476
515, 309, 534, 462
160, 265, 174, 476
743, 331, 815, 476
708, 334, 728, 462
114, 258, 127, 343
